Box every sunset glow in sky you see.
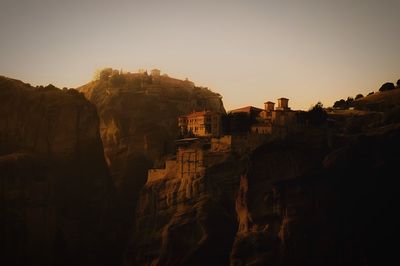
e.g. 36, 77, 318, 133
1, 0, 399, 110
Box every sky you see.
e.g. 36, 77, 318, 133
0, 0, 399, 111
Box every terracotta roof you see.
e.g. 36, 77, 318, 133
264, 101, 275, 104
278, 97, 289, 100
180, 110, 215, 118
229, 106, 263, 114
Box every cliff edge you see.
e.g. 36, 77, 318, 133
0, 76, 114, 266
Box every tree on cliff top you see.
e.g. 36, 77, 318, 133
109, 71, 126, 87
306, 102, 328, 125
93, 68, 126, 86
355, 94, 364, 100
379, 82, 395, 92
94, 68, 114, 81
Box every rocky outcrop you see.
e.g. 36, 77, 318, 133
79, 73, 225, 189
230, 125, 400, 266
124, 154, 244, 266
129, 120, 400, 266
3, 73, 399, 266
230, 135, 330, 266
0, 77, 114, 266
79, 73, 226, 256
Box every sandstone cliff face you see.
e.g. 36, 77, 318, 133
230, 126, 399, 266
0, 77, 113, 266
79, 74, 225, 189
230, 135, 330, 266
79, 74, 226, 255
124, 155, 244, 266
129, 122, 399, 266
3, 73, 398, 266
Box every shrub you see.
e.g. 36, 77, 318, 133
379, 82, 395, 92
110, 72, 126, 87
306, 102, 328, 125
94, 68, 114, 81
333, 99, 347, 109
355, 94, 364, 100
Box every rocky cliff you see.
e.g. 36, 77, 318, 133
79, 72, 225, 188
2, 73, 398, 266
123, 153, 244, 266
127, 117, 399, 265
230, 124, 399, 266
0, 77, 114, 266
79, 72, 226, 254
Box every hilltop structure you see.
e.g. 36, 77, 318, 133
229, 97, 296, 134
147, 138, 229, 184
178, 111, 221, 137
150, 69, 161, 77
146, 97, 298, 184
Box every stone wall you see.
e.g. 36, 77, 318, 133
211, 135, 268, 155
211, 135, 233, 152
147, 160, 177, 183
176, 148, 206, 179
251, 124, 272, 134
147, 169, 167, 183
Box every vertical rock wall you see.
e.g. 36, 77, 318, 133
0, 77, 114, 266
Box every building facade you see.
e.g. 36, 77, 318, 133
179, 111, 221, 137
150, 69, 161, 76
276, 98, 290, 111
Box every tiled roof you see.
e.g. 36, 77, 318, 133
229, 106, 263, 114
180, 111, 215, 118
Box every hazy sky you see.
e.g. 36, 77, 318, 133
1, 0, 399, 110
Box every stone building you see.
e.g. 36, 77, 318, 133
264, 101, 275, 112
210, 135, 265, 154
146, 137, 230, 184
251, 122, 272, 134
150, 69, 161, 77
229, 97, 297, 134
229, 106, 264, 118
146, 138, 208, 184
178, 111, 221, 137
271, 98, 296, 126
276, 98, 290, 111
147, 159, 177, 183
175, 138, 206, 179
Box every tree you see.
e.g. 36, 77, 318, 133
94, 68, 114, 81
379, 82, 395, 92
306, 102, 328, 125
333, 99, 347, 109
109, 71, 126, 87
355, 94, 364, 100
397, 79, 400, 88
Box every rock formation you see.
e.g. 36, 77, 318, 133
230, 124, 399, 266
79, 72, 226, 254
79, 71, 225, 189
2, 73, 399, 266
126, 97, 400, 265
0, 77, 114, 266
123, 154, 244, 266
